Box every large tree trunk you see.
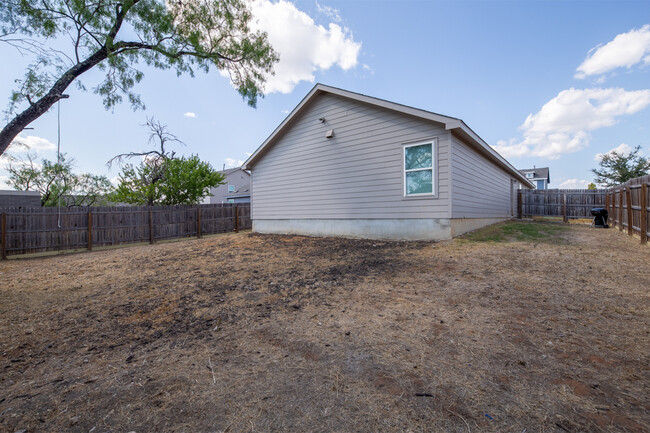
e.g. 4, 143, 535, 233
0, 49, 108, 157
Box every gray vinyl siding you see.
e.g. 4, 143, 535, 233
450, 133, 513, 218
0, 190, 41, 208
209, 169, 250, 204
251, 93, 451, 220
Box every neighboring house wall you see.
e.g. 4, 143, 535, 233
251, 93, 451, 221
209, 169, 250, 204
0, 190, 41, 208
450, 133, 515, 218
519, 168, 550, 190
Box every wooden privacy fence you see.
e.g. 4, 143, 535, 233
604, 174, 649, 245
0, 203, 251, 259
518, 189, 607, 220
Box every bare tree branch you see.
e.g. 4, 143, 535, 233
106, 117, 184, 168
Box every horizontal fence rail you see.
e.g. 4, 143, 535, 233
605, 174, 649, 245
0, 203, 251, 259
518, 189, 607, 220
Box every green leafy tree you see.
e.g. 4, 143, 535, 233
0, 0, 278, 157
587, 182, 597, 190
109, 161, 165, 205
592, 145, 650, 187
110, 155, 223, 205
7, 153, 112, 206
64, 172, 114, 206
158, 155, 223, 204
108, 117, 223, 204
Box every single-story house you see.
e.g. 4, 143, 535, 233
244, 84, 533, 240
518, 167, 550, 190
208, 168, 251, 204
0, 190, 41, 208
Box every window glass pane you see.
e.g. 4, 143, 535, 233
405, 144, 432, 170
406, 170, 433, 195
536, 180, 545, 189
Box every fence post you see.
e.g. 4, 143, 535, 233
619, 189, 624, 232
1, 213, 6, 260
562, 193, 567, 223
626, 187, 633, 236
234, 205, 239, 233
197, 205, 202, 239
149, 209, 154, 244
87, 211, 93, 251
607, 190, 616, 228
517, 189, 522, 219
641, 183, 648, 245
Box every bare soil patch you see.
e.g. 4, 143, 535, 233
1, 222, 648, 432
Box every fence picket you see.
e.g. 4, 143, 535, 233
519, 189, 607, 219
602, 175, 650, 244
0, 203, 251, 258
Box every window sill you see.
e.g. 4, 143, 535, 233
401, 195, 438, 201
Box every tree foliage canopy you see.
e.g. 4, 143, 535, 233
0, 0, 278, 156
108, 117, 223, 205
110, 155, 224, 205
7, 153, 112, 206
592, 145, 650, 187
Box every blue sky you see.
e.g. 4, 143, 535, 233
1, 0, 650, 189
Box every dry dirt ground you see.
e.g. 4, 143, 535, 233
0, 222, 648, 433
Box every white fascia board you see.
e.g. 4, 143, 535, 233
321, 85, 461, 127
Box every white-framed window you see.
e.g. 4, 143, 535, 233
526, 173, 533, 178
227, 198, 235, 203
228, 185, 235, 193
403, 140, 436, 197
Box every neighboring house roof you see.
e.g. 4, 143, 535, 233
219, 167, 248, 176
519, 167, 550, 183
244, 83, 534, 188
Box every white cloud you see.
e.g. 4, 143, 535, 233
493, 87, 650, 160
558, 178, 591, 189
249, 0, 361, 94
594, 143, 633, 161
184, 112, 197, 118
11, 135, 56, 151
0, 152, 43, 174
0, 175, 10, 188
576, 24, 650, 79
224, 157, 244, 168
315, 1, 341, 23
281, 109, 290, 114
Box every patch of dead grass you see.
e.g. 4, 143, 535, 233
0, 223, 648, 432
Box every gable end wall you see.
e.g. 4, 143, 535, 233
251, 93, 451, 220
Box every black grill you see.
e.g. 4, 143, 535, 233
591, 208, 608, 228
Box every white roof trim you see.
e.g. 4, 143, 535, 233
244, 84, 533, 188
